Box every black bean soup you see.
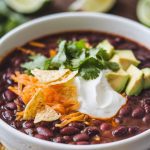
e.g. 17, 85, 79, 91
0, 31, 150, 145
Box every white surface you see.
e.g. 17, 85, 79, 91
0, 12, 150, 150
75, 71, 126, 118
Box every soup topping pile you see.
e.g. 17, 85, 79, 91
0, 32, 150, 145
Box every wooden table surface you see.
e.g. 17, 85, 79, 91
0, 0, 145, 149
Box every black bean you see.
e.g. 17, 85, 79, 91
76, 141, 89, 145
36, 122, 50, 127
53, 137, 65, 143
91, 120, 102, 126
119, 106, 132, 117
3, 90, 17, 101
0, 100, 4, 106
63, 136, 72, 142
69, 122, 85, 130
5, 102, 17, 110
10, 121, 22, 129
51, 126, 59, 133
84, 126, 100, 136
68, 142, 75, 145
102, 131, 112, 138
20, 129, 25, 134
73, 133, 89, 142
2, 70, 12, 81
11, 57, 22, 67
2, 71, 14, 85
0, 81, 5, 92
132, 107, 145, 119
22, 121, 35, 129
17, 97, 25, 104
128, 127, 139, 135
114, 117, 123, 124
2, 110, 14, 121
115, 37, 122, 43
60, 127, 80, 135
24, 128, 35, 136
91, 141, 101, 144
52, 120, 61, 126
143, 115, 150, 124
112, 126, 128, 137
143, 104, 150, 114
140, 90, 150, 97
100, 123, 112, 131
36, 127, 53, 137
127, 96, 141, 101
34, 134, 49, 140
141, 98, 150, 106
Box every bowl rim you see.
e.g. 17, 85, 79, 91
0, 12, 150, 149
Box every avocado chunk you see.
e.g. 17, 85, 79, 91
142, 68, 150, 89
110, 54, 120, 66
110, 50, 140, 70
97, 40, 114, 59
106, 69, 129, 93
126, 65, 143, 96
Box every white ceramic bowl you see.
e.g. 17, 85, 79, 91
0, 12, 150, 150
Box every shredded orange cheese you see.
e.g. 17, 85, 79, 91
16, 111, 24, 120
17, 47, 35, 55
9, 71, 82, 126
29, 41, 45, 48
49, 49, 57, 57
56, 112, 86, 127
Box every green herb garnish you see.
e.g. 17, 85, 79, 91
21, 40, 119, 80
21, 54, 48, 70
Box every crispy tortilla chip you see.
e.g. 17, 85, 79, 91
54, 83, 78, 101
49, 71, 78, 85
23, 89, 45, 120
31, 69, 70, 83
34, 105, 61, 123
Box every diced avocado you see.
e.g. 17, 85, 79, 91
116, 50, 140, 70
142, 68, 150, 89
97, 40, 114, 59
110, 54, 120, 66
126, 65, 143, 96
106, 69, 129, 93
110, 50, 140, 70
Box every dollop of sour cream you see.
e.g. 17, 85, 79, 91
75, 71, 127, 119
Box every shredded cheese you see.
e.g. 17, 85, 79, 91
17, 47, 35, 55
29, 41, 45, 48
49, 49, 57, 57
56, 112, 86, 127
9, 71, 82, 126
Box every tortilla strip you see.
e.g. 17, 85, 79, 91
34, 105, 61, 123
23, 89, 45, 120
31, 68, 70, 83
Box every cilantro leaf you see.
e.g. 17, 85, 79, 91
89, 48, 98, 58
21, 54, 48, 70
71, 50, 86, 69
21, 39, 120, 80
65, 40, 87, 59
51, 40, 67, 66
43, 59, 51, 70
79, 57, 101, 80
96, 48, 109, 61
